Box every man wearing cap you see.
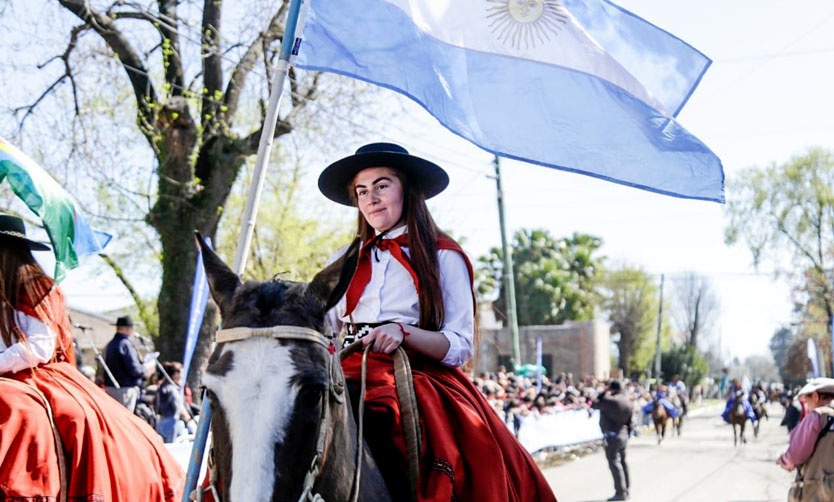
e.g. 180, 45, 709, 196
777, 377, 834, 501
104, 315, 153, 412
592, 379, 634, 501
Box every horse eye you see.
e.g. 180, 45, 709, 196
297, 390, 321, 410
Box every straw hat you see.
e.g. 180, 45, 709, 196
318, 143, 449, 206
0, 213, 50, 251
797, 377, 834, 397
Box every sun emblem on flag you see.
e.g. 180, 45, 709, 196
486, 0, 568, 50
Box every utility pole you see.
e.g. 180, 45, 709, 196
653, 273, 665, 385
830, 315, 834, 377
493, 156, 521, 368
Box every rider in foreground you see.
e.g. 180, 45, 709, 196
320, 143, 557, 501
0, 213, 183, 500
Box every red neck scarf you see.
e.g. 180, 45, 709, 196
343, 233, 474, 318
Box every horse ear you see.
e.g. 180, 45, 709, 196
308, 237, 361, 313
195, 231, 242, 315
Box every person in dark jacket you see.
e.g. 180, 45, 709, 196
592, 379, 633, 501
781, 391, 804, 433
103, 315, 152, 412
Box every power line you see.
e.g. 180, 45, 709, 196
718, 8, 834, 89
719, 47, 834, 63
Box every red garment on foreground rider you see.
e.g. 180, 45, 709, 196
342, 351, 556, 501
0, 285, 184, 501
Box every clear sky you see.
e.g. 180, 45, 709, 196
55, 0, 834, 361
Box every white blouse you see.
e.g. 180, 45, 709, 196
0, 310, 56, 373
327, 226, 475, 367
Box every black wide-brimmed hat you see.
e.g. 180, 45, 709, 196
318, 143, 449, 206
0, 214, 50, 251
113, 315, 134, 328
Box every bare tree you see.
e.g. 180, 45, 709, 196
672, 272, 720, 350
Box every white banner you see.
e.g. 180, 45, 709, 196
516, 409, 603, 453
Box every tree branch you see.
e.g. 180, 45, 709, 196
201, 0, 223, 135
223, 5, 287, 123
158, 0, 185, 98
99, 253, 156, 336
13, 25, 85, 128
58, 0, 158, 136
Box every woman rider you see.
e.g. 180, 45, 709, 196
320, 143, 557, 501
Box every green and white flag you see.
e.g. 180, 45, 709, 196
0, 138, 111, 281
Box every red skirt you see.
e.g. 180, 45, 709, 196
0, 362, 184, 501
342, 352, 557, 502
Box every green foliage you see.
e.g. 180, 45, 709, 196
660, 344, 708, 392
216, 154, 352, 282
783, 335, 816, 383
769, 326, 795, 384
725, 147, 834, 343
599, 265, 663, 377
476, 229, 604, 326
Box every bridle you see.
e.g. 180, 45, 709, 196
203, 324, 419, 502
208, 325, 362, 502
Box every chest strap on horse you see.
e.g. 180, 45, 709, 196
341, 341, 421, 502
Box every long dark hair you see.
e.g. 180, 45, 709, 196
355, 170, 449, 331
0, 243, 73, 363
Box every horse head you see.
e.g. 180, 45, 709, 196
196, 234, 387, 501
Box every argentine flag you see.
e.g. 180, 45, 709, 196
296, 0, 724, 202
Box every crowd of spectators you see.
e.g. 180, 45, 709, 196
472, 367, 696, 436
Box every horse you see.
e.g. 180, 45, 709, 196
651, 396, 669, 444
196, 234, 391, 501
728, 390, 749, 446
751, 391, 769, 437
651, 396, 681, 444
668, 391, 685, 436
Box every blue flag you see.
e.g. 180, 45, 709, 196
181, 239, 211, 388
296, 0, 724, 202
808, 338, 820, 379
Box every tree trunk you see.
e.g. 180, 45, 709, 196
147, 100, 249, 388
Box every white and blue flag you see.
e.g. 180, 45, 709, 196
296, 0, 724, 202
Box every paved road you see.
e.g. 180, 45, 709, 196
541, 402, 795, 502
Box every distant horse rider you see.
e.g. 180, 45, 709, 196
669, 374, 688, 415
722, 378, 757, 424
641, 384, 681, 419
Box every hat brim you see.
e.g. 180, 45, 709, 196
0, 233, 50, 251
797, 379, 834, 396
318, 151, 448, 206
